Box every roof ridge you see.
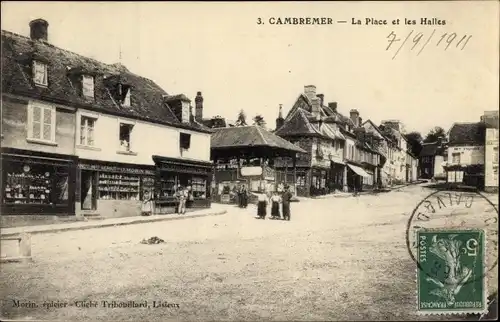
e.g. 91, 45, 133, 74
1, 28, 152, 82
255, 125, 268, 145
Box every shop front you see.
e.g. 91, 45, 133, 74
310, 167, 329, 196
329, 161, 345, 192
76, 159, 156, 218
1, 147, 77, 216
152, 155, 212, 213
346, 163, 371, 192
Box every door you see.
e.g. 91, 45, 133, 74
81, 170, 97, 210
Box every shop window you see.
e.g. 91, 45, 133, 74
296, 175, 306, 187
191, 177, 207, 199
80, 116, 96, 146
452, 153, 461, 164
447, 171, 464, 183
159, 174, 177, 198
3, 161, 69, 206
27, 102, 56, 143
32, 60, 48, 86
180, 132, 191, 150
82, 75, 95, 98
98, 172, 140, 200
119, 123, 134, 151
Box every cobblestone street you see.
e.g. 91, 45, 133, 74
1, 185, 498, 321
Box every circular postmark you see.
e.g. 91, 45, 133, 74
406, 189, 498, 289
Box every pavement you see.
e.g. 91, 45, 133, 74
0, 204, 229, 237
0, 185, 497, 321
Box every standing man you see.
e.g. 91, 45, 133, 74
281, 184, 293, 221
177, 186, 187, 214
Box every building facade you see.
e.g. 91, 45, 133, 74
444, 122, 486, 188
274, 85, 380, 196
1, 19, 213, 225
419, 140, 448, 180
483, 111, 499, 192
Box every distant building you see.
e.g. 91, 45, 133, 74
483, 111, 499, 192
444, 122, 486, 188
419, 139, 448, 180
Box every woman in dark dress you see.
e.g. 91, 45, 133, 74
257, 193, 268, 219
270, 191, 282, 219
241, 185, 248, 208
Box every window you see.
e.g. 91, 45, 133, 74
448, 170, 464, 183
27, 102, 56, 143
82, 75, 95, 98
80, 116, 96, 146
180, 132, 191, 150
452, 152, 461, 164
32, 61, 48, 86
191, 177, 207, 199
119, 123, 134, 151
494, 147, 499, 164
121, 86, 131, 107
296, 174, 306, 187
494, 168, 498, 182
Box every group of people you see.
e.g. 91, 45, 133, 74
256, 185, 293, 221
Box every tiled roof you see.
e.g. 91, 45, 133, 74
448, 122, 486, 145
420, 143, 438, 157
277, 94, 350, 140
1, 29, 210, 133
211, 125, 306, 153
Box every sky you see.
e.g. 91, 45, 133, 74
2, 1, 499, 135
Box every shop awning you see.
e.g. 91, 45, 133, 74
347, 164, 371, 178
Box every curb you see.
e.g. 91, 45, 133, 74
0, 210, 227, 238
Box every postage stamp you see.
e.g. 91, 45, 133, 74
416, 228, 487, 315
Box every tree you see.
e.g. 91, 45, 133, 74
235, 109, 247, 126
405, 131, 423, 156
424, 126, 446, 143
252, 114, 266, 127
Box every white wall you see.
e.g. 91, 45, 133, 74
485, 128, 499, 188
434, 155, 446, 177
75, 109, 211, 165
447, 145, 485, 165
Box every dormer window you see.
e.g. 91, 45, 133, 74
33, 60, 48, 86
117, 84, 131, 107
82, 75, 94, 98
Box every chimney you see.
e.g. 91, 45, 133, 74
304, 85, 317, 101
29, 19, 49, 42
350, 109, 360, 127
328, 102, 338, 113
195, 91, 203, 122
317, 94, 324, 107
311, 98, 321, 116
276, 104, 285, 130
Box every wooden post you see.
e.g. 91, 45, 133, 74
284, 156, 288, 184
293, 154, 297, 196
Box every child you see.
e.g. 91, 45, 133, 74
141, 190, 153, 216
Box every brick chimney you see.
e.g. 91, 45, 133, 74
195, 91, 203, 122
350, 109, 360, 127
304, 85, 317, 101
276, 104, 285, 130
311, 98, 321, 117
29, 19, 49, 42
317, 94, 324, 107
328, 102, 338, 113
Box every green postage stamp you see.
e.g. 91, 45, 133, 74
416, 229, 487, 314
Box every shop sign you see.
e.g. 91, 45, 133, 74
78, 163, 155, 175
240, 166, 262, 177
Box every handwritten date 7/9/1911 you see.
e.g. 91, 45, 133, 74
387, 30, 472, 60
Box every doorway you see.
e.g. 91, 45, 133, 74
81, 170, 97, 210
